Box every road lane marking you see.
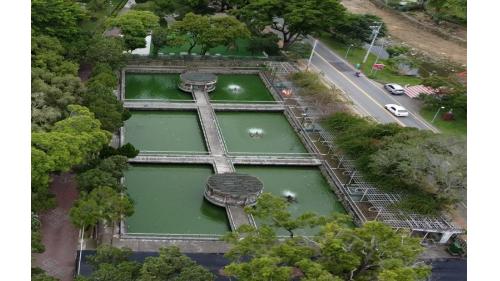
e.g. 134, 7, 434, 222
362, 78, 439, 132
314, 39, 439, 132
312, 52, 406, 126
309, 64, 373, 118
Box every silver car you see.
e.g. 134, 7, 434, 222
385, 104, 409, 117
384, 83, 405, 95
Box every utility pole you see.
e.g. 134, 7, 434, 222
370, 40, 386, 75
362, 23, 382, 64
306, 39, 318, 71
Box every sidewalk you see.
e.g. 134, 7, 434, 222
33, 173, 79, 281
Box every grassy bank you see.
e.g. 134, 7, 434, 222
318, 36, 422, 86
420, 107, 467, 136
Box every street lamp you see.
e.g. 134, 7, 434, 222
306, 39, 318, 71
345, 44, 354, 58
431, 106, 445, 123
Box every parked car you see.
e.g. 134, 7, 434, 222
385, 104, 409, 117
384, 83, 405, 95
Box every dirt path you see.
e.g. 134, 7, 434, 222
341, 0, 467, 65
33, 173, 79, 281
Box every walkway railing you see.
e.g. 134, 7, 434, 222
124, 98, 195, 103
138, 150, 210, 155
122, 232, 224, 240
210, 100, 284, 104
228, 152, 318, 158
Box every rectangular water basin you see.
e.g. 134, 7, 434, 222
210, 74, 274, 102
237, 166, 348, 235
125, 73, 192, 101
216, 112, 307, 154
125, 111, 207, 153
124, 164, 230, 236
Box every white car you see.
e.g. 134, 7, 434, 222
385, 104, 409, 117
384, 83, 405, 95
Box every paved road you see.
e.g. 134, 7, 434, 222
309, 39, 438, 132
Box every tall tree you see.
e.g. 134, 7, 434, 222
85, 36, 126, 70
98, 155, 129, 179
139, 247, 215, 281
78, 246, 213, 281
70, 196, 102, 230
328, 13, 387, 45
245, 193, 318, 238
77, 169, 120, 192
225, 194, 430, 281
31, 35, 84, 131
170, 13, 210, 54
170, 13, 249, 55
106, 10, 160, 50
32, 105, 111, 211
31, 0, 87, 41
369, 131, 466, 205
70, 186, 134, 232
238, 0, 345, 48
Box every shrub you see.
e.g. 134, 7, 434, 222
247, 34, 280, 56
386, 45, 410, 58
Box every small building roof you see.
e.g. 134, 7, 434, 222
103, 27, 122, 38
207, 173, 263, 196
180, 72, 217, 84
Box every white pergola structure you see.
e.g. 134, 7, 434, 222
274, 81, 463, 244
315, 129, 463, 243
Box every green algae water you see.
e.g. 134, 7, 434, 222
237, 166, 347, 235
210, 75, 274, 102
125, 164, 229, 235
216, 112, 307, 154
125, 111, 206, 152
125, 73, 192, 100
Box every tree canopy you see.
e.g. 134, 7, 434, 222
106, 10, 160, 50
70, 186, 134, 229
322, 112, 466, 214
224, 194, 430, 281
328, 13, 387, 45
32, 105, 111, 211
237, 0, 345, 48
169, 13, 250, 55
420, 75, 467, 116
85, 36, 126, 70
31, 0, 88, 41
78, 245, 214, 281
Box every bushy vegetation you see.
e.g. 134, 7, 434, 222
247, 33, 281, 56
420, 75, 467, 116
425, 0, 467, 24
328, 13, 387, 46
76, 245, 214, 281
386, 45, 411, 58
289, 71, 339, 103
322, 112, 466, 214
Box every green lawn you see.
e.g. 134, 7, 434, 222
318, 36, 422, 86
157, 38, 262, 57
420, 107, 467, 136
